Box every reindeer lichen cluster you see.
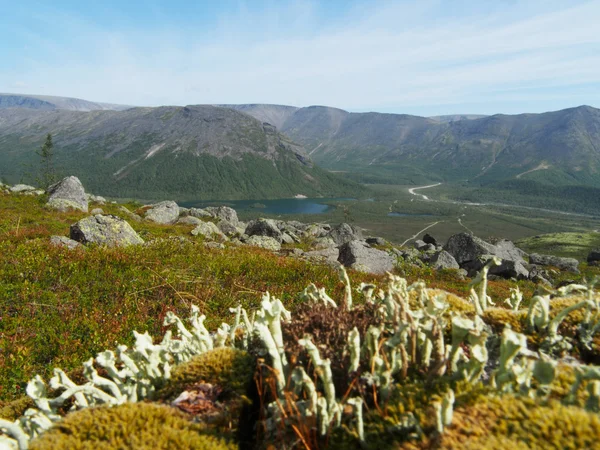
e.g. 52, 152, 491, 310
2, 262, 600, 449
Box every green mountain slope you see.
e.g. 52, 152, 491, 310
0, 105, 364, 200
225, 104, 600, 187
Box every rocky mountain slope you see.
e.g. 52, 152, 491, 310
224, 104, 600, 187
0, 105, 363, 200
0, 93, 131, 111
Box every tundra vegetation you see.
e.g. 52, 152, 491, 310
1, 190, 600, 449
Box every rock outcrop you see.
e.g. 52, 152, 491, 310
328, 223, 363, 246
191, 222, 227, 240
145, 201, 179, 225
338, 240, 395, 274
50, 235, 84, 250
204, 206, 239, 226
70, 215, 144, 247
246, 235, 281, 251
245, 219, 282, 242
529, 253, 580, 273
46, 176, 89, 212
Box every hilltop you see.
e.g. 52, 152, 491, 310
0, 105, 364, 200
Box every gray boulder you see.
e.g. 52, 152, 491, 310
587, 250, 600, 263
366, 237, 387, 247
204, 206, 239, 226
217, 219, 239, 237
177, 216, 203, 226
423, 233, 438, 245
305, 223, 331, 238
50, 235, 84, 250
329, 223, 363, 246
118, 205, 142, 222
246, 235, 281, 251
529, 253, 580, 273
304, 247, 340, 266
145, 201, 179, 225
444, 233, 527, 266
87, 194, 107, 205
444, 233, 498, 265
245, 219, 282, 242
464, 254, 530, 280
10, 184, 37, 193
189, 207, 212, 218
46, 176, 88, 212
311, 236, 337, 250
414, 239, 428, 250
494, 239, 528, 261
338, 240, 396, 275
430, 250, 460, 270
191, 221, 227, 240
70, 215, 144, 247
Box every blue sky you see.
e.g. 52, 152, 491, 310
1, 0, 599, 115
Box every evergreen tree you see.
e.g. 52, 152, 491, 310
37, 133, 57, 188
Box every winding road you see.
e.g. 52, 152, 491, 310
408, 183, 442, 200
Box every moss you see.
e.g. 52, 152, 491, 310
0, 396, 34, 421
439, 395, 600, 450
159, 348, 255, 400
482, 307, 526, 333
329, 380, 488, 450
29, 402, 236, 450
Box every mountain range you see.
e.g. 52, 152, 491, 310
0, 99, 361, 200
1, 93, 599, 202
222, 103, 600, 187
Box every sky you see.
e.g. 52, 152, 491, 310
0, 0, 599, 116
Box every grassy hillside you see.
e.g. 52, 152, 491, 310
3, 190, 600, 449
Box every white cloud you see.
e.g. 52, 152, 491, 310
1, 0, 599, 114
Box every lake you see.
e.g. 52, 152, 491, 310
388, 212, 434, 217
180, 198, 355, 215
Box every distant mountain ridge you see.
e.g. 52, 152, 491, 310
0, 93, 132, 112
221, 103, 600, 187
0, 105, 362, 200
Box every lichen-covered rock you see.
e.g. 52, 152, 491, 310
90, 208, 104, 215
177, 216, 203, 226
191, 221, 227, 240
245, 218, 282, 242
87, 194, 107, 204
46, 176, 88, 212
145, 200, 179, 225
204, 206, 239, 226
338, 240, 395, 274
304, 247, 340, 266
445, 233, 527, 267
311, 236, 337, 250
217, 219, 239, 237
70, 215, 144, 247
10, 184, 37, 193
189, 208, 212, 219
530, 253, 580, 273
29, 402, 236, 450
145, 201, 180, 224
118, 205, 142, 222
245, 235, 281, 251
328, 223, 363, 246
50, 235, 84, 250
430, 250, 460, 270
444, 233, 498, 265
